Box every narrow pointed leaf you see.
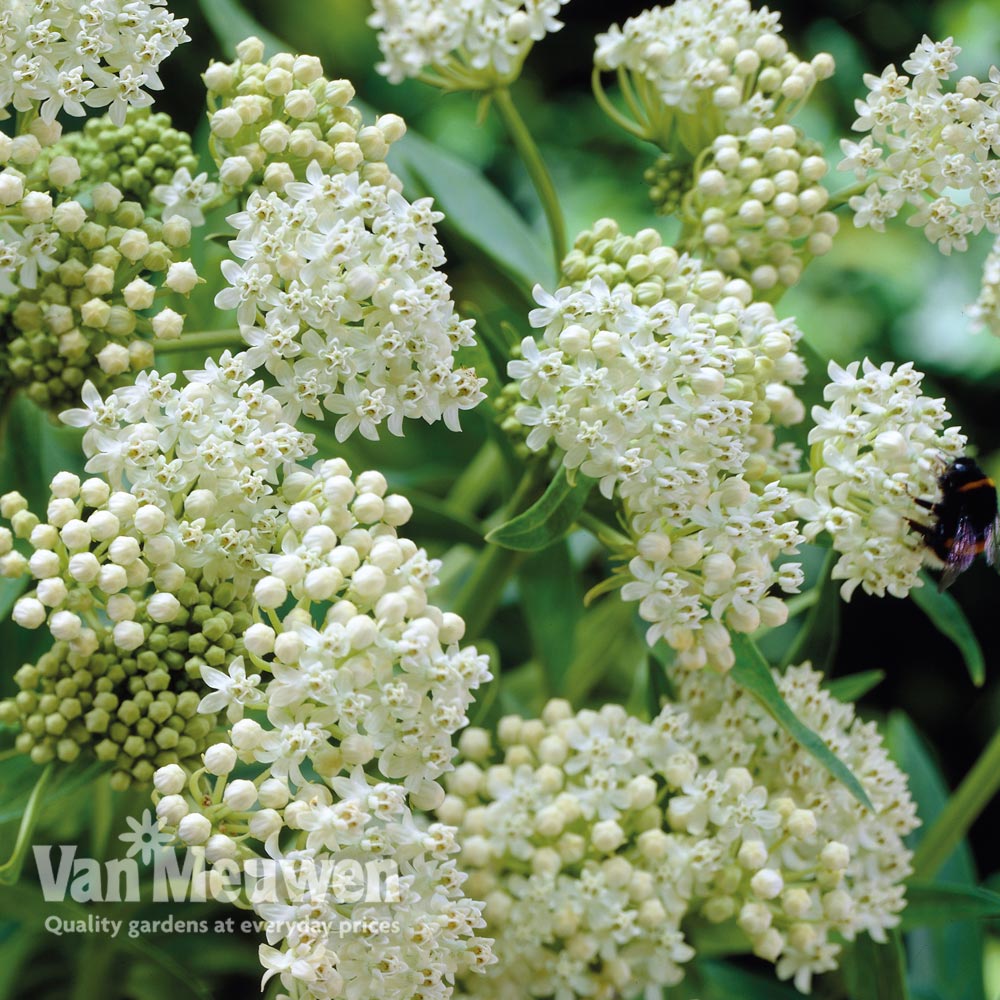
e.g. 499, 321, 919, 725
841, 930, 909, 1000
486, 468, 594, 551
910, 573, 986, 686
824, 669, 885, 702
729, 633, 872, 809
902, 881, 1000, 929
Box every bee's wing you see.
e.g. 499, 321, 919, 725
938, 514, 980, 591
987, 514, 1000, 568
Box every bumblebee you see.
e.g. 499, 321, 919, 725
909, 456, 1000, 590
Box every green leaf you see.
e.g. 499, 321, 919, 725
909, 574, 986, 686
842, 930, 910, 1000
902, 881, 1000, 929
780, 546, 840, 671
729, 633, 873, 810
486, 467, 594, 551
196, 0, 286, 55
886, 713, 986, 1000
824, 669, 886, 702
402, 490, 484, 547
696, 959, 804, 1000
519, 541, 581, 696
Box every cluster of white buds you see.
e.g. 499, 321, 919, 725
368, 0, 571, 89
0, 0, 189, 125
60, 354, 314, 591
215, 162, 485, 439
682, 126, 838, 292
0, 132, 199, 410
150, 458, 495, 996
796, 359, 966, 600
511, 223, 807, 668
594, 0, 834, 158
840, 37, 1000, 254
204, 39, 405, 195
445, 663, 915, 997
969, 235, 1000, 336
0, 474, 254, 786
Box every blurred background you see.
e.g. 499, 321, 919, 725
4, 1, 1000, 997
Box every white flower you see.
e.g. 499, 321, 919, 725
595, 0, 834, 154
0, 0, 189, 124
796, 359, 966, 600
152, 167, 220, 226
450, 667, 916, 998
968, 234, 1000, 335
839, 38, 1000, 252
214, 161, 485, 437
369, 0, 570, 87
510, 232, 806, 669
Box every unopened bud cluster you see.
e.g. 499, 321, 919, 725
369, 0, 570, 89
0, 475, 250, 786
796, 359, 966, 600
0, 134, 199, 410
644, 153, 694, 218
35, 107, 199, 203
204, 38, 404, 195
445, 663, 916, 997
514, 221, 807, 668
594, 0, 834, 158
840, 37, 1000, 253
682, 127, 838, 291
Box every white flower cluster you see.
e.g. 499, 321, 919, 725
796, 359, 966, 600
968, 234, 1000, 336
683, 126, 838, 291
203, 39, 406, 195
0, 0, 189, 125
594, 0, 834, 155
368, 0, 570, 88
840, 37, 1000, 254
445, 663, 915, 997
150, 462, 495, 996
510, 232, 806, 668
60, 355, 313, 590
215, 163, 486, 439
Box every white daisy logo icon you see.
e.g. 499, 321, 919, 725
118, 809, 172, 866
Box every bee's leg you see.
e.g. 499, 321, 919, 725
911, 497, 935, 511
906, 518, 932, 538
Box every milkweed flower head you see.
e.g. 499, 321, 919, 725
445, 663, 916, 997
214, 162, 486, 440
0, 0, 189, 125
369, 0, 572, 89
839, 37, 1000, 254
0, 134, 200, 410
511, 220, 806, 669
594, 0, 834, 158
150, 455, 495, 997
682, 126, 838, 292
795, 359, 966, 601
0, 477, 252, 788
204, 39, 407, 196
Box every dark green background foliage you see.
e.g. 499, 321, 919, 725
4, 1, 1000, 997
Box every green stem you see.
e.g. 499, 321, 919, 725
153, 328, 244, 356
491, 87, 567, 273
450, 469, 538, 638
0, 762, 53, 884
911, 726, 1000, 879
446, 442, 505, 513
779, 472, 814, 491
828, 178, 873, 210
577, 510, 631, 550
